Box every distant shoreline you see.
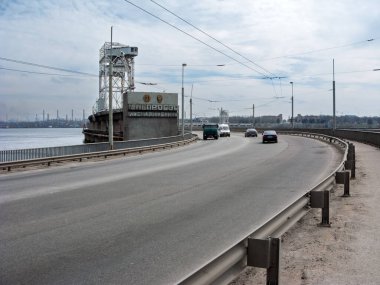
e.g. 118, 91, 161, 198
0, 121, 85, 129
0, 126, 82, 129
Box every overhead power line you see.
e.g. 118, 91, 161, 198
0, 66, 96, 78
185, 94, 243, 103
149, 0, 275, 77
136, 81, 158, 85
0, 56, 97, 77
262, 38, 378, 61
123, 0, 277, 79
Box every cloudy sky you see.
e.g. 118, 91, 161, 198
0, 0, 379, 121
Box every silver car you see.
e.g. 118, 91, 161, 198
245, 128, 258, 137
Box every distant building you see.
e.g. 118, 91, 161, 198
258, 114, 283, 124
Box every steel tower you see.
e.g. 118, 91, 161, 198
96, 42, 138, 112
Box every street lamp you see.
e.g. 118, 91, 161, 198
290, 81, 294, 128
181, 63, 187, 138
190, 84, 193, 135
332, 59, 336, 132
374, 69, 380, 71
108, 26, 114, 150
252, 104, 255, 127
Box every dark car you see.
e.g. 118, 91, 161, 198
245, 128, 258, 137
262, 130, 278, 143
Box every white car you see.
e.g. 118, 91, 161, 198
219, 124, 231, 137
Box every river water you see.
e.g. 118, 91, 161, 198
0, 128, 84, 150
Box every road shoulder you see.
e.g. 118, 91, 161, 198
231, 142, 380, 285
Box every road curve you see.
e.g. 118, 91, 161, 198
0, 133, 341, 285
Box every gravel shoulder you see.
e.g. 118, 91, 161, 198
232, 142, 380, 285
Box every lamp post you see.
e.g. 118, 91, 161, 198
190, 84, 193, 135
252, 104, 255, 127
181, 63, 187, 138
108, 26, 114, 149
290, 81, 294, 128
332, 59, 336, 132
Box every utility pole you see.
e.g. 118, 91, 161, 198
190, 84, 193, 135
108, 26, 114, 149
181, 63, 186, 138
333, 59, 336, 133
252, 104, 255, 127
290, 81, 294, 128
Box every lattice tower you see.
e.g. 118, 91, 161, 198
95, 42, 138, 112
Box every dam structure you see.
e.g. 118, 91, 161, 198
83, 42, 178, 143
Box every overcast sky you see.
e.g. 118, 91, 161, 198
0, 0, 379, 121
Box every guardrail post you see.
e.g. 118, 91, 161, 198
247, 237, 280, 285
345, 143, 356, 179
344, 160, 355, 179
336, 171, 350, 197
310, 190, 331, 226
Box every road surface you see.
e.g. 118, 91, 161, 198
0, 134, 341, 284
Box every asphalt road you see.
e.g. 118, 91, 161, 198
0, 133, 341, 285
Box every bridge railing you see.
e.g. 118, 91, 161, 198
178, 131, 352, 285
282, 128, 380, 148
232, 127, 380, 148
0, 133, 193, 163
333, 129, 380, 147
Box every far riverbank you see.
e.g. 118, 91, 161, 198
0, 128, 84, 150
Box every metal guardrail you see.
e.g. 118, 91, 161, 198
178, 131, 353, 285
0, 133, 193, 163
229, 127, 380, 149
278, 128, 380, 149
0, 134, 197, 171
332, 129, 380, 148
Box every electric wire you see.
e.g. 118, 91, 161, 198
2, 62, 374, 86
123, 0, 273, 78
270, 79, 279, 98
138, 37, 378, 67
185, 94, 243, 103
261, 38, 378, 61
0, 66, 96, 77
149, 0, 276, 77
0, 56, 97, 77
